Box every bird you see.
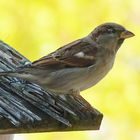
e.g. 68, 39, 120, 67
0, 22, 134, 95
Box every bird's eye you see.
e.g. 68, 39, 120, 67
107, 28, 116, 33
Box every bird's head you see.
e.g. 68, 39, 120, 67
90, 22, 135, 52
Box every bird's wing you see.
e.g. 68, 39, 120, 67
32, 38, 98, 69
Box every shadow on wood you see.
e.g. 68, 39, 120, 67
0, 41, 103, 134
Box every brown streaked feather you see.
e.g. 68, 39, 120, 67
32, 39, 98, 69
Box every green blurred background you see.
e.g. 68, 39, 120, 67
0, 0, 139, 140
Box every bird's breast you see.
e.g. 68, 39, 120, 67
79, 55, 115, 91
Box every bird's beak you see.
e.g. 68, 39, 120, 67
120, 30, 135, 39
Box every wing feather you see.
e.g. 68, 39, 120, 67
32, 38, 98, 69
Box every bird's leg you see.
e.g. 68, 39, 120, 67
68, 90, 92, 111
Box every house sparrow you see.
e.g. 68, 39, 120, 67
0, 23, 134, 95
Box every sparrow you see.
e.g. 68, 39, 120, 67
0, 23, 134, 95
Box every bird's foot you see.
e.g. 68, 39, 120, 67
68, 91, 92, 112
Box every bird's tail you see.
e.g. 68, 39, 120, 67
0, 71, 16, 77
0, 68, 37, 84
0, 67, 37, 83
0, 70, 28, 80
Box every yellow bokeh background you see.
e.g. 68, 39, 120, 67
0, 0, 140, 140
